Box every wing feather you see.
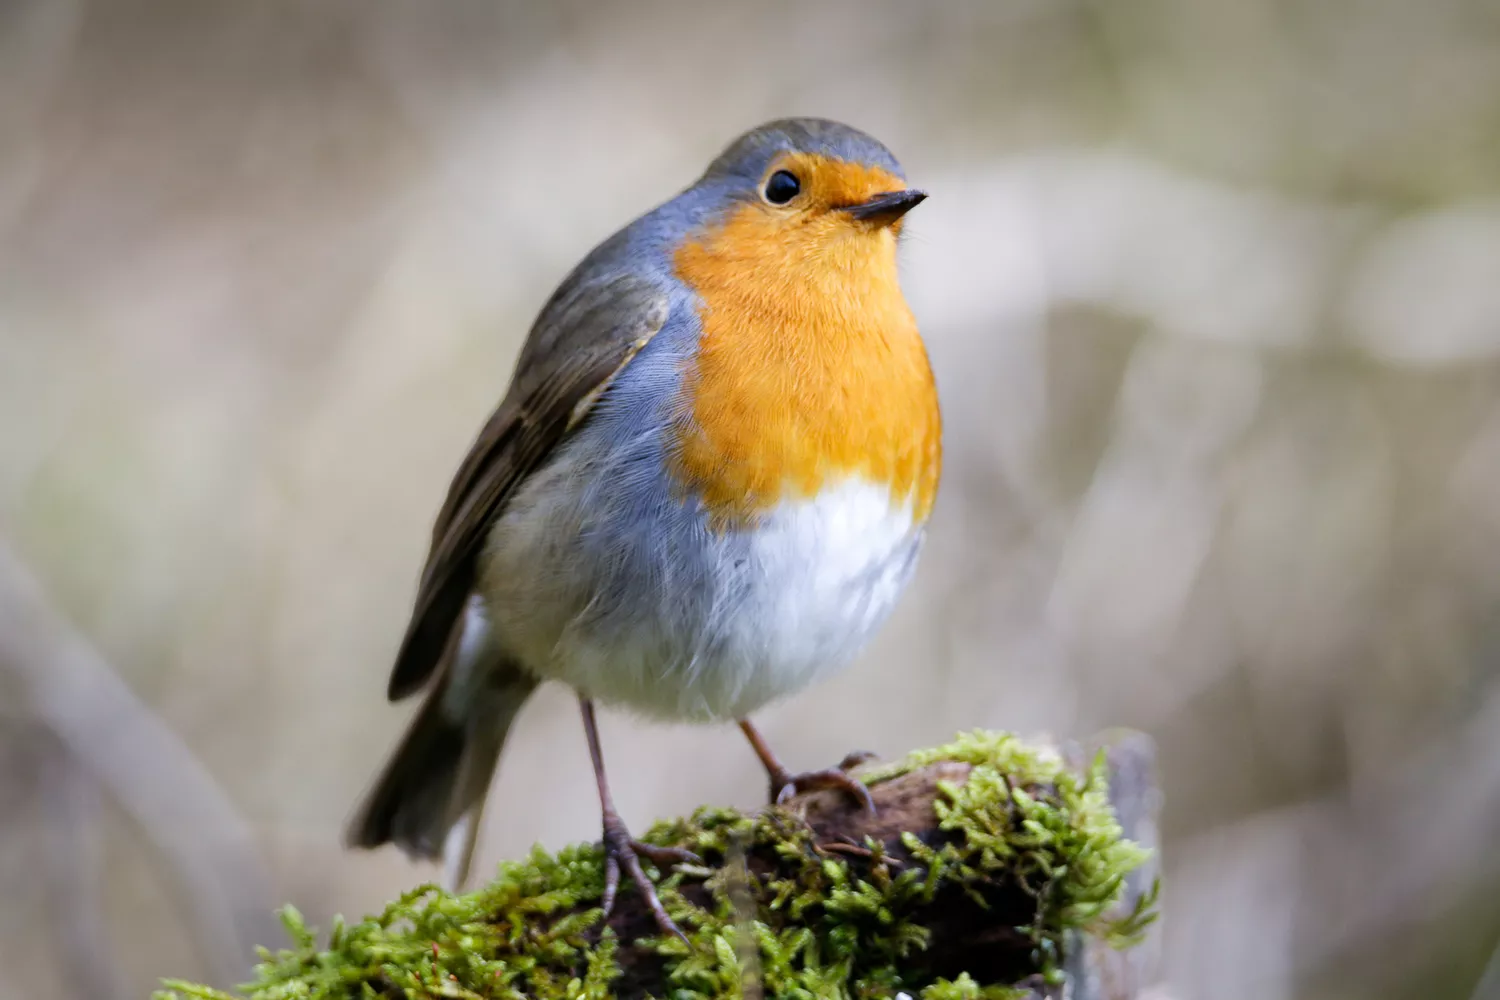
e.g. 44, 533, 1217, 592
386, 272, 671, 700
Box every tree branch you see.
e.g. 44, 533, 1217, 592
0, 536, 278, 989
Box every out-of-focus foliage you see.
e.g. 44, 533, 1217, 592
1, 2, 1498, 999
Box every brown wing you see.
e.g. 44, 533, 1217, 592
385, 271, 671, 700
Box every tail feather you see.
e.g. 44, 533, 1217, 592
344, 682, 465, 859
345, 661, 535, 889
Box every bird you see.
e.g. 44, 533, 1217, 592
345, 117, 941, 941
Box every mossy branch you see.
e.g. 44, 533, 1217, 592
158, 730, 1162, 1000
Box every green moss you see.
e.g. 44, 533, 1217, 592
156, 730, 1154, 1000
866, 731, 1156, 972
918, 972, 1030, 1000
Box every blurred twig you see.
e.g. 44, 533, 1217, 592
722, 835, 762, 1000
35, 727, 121, 1000
0, 535, 277, 989
1473, 942, 1500, 1000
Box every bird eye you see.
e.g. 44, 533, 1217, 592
763, 169, 801, 205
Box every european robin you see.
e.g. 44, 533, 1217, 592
346, 118, 941, 940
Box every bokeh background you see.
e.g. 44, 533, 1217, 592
3, 1, 1500, 998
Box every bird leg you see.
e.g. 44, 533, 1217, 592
579, 697, 697, 943
737, 719, 876, 814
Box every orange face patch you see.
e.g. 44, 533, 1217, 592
669, 154, 942, 529
761, 153, 912, 226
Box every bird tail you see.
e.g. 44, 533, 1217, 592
345, 623, 535, 891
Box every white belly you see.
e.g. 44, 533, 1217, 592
478, 452, 924, 722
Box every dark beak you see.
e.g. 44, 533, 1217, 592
845, 188, 928, 226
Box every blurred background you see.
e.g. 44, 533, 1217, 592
2, 1, 1499, 998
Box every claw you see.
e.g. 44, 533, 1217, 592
600, 814, 691, 944
837, 749, 879, 771
580, 698, 693, 944
632, 841, 702, 869
600, 849, 621, 916
738, 721, 879, 816
817, 836, 907, 866
770, 766, 877, 815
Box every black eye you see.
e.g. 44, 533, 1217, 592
763, 169, 801, 204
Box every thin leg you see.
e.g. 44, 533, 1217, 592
580, 697, 697, 943
737, 719, 876, 814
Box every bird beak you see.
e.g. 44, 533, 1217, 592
844, 189, 928, 227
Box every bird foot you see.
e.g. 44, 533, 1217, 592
769, 750, 878, 814
599, 811, 699, 943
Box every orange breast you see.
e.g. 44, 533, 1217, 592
670, 199, 942, 530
